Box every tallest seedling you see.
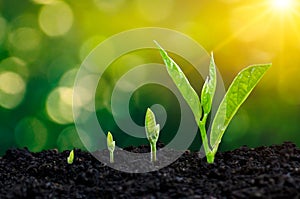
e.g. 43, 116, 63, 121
155, 41, 271, 163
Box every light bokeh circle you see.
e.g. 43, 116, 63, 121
73, 27, 225, 173
46, 87, 74, 124
0, 71, 26, 109
38, 1, 73, 36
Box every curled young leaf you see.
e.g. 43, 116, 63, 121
201, 52, 217, 115
145, 108, 160, 144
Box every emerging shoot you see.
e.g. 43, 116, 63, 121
155, 41, 271, 163
67, 149, 74, 164
107, 131, 115, 163
145, 108, 160, 162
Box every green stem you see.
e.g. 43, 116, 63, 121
198, 113, 215, 163
109, 151, 114, 163
150, 142, 157, 162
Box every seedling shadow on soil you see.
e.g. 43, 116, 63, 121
1, 142, 300, 198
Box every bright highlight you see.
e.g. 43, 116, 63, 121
0, 71, 26, 109
271, 0, 294, 10
46, 87, 73, 124
38, 1, 73, 36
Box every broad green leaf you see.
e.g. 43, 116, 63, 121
155, 41, 202, 121
145, 108, 160, 143
107, 131, 115, 151
210, 64, 271, 149
201, 52, 217, 115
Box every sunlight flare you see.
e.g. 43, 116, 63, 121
271, 0, 294, 11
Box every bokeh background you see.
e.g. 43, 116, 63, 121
0, 0, 300, 155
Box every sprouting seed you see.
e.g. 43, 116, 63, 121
145, 108, 160, 162
67, 149, 74, 164
107, 131, 115, 163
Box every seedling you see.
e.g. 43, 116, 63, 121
155, 41, 271, 163
67, 149, 74, 164
107, 131, 115, 163
145, 108, 160, 162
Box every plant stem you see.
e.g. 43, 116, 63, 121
150, 143, 157, 162
109, 151, 114, 163
198, 113, 215, 164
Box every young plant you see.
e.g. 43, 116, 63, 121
145, 108, 160, 162
67, 149, 74, 164
155, 41, 271, 163
107, 131, 115, 163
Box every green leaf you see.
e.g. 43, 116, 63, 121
155, 41, 202, 122
107, 131, 115, 151
210, 63, 271, 149
201, 52, 217, 115
145, 108, 160, 143
67, 149, 74, 164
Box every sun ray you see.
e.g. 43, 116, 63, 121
213, 0, 300, 52
213, 10, 271, 52
286, 13, 300, 43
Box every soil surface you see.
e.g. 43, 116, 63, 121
1, 142, 300, 198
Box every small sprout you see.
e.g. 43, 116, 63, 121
107, 131, 115, 163
67, 149, 74, 164
156, 41, 271, 163
145, 108, 160, 162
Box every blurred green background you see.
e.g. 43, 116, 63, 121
0, 0, 300, 155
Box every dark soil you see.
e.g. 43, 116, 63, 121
1, 142, 300, 199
